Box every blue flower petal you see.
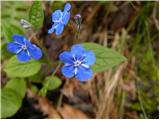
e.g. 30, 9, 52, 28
48, 26, 55, 34
64, 3, 71, 12
48, 23, 60, 34
84, 50, 96, 66
59, 51, 73, 64
62, 11, 70, 25
71, 44, 85, 60
17, 50, 31, 62
61, 65, 75, 78
24, 40, 42, 60
52, 10, 62, 22
76, 66, 93, 81
55, 23, 64, 35
23, 38, 31, 46
28, 44, 42, 60
7, 42, 22, 53
12, 34, 25, 44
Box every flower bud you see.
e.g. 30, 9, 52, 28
74, 13, 81, 30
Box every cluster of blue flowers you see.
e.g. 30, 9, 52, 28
7, 3, 96, 81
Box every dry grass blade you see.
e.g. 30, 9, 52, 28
98, 62, 128, 118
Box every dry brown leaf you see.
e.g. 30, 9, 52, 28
62, 79, 74, 98
62, 78, 90, 103
58, 104, 89, 119
27, 89, 61, 119
37, 97, 61, 119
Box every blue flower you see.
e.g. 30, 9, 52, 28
48, 3, 71, 36
59, 44, 96, 81
7, 34, 42, 62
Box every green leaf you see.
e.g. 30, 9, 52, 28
28, 71, 42, 83
30, 84, 39, 94
29, 1, 44, 29
82, 43, 126, 72
2, 23, 25, 42
5, 79, 26, 98
1, 88, 22, 118
39, 75, 62, 96
1, 79, 27, 118
44, 76, 62, 90
4, 55, 41, 77
39, 85, 47, 97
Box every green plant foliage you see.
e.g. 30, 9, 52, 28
39, 75, 62, 97
4, 55, 41, 78
1, 78, 27, 118
44, 76, 62, 90
1, 1, 28, 60
82, 43, 126, 72
28, 71, 42, 83
29, 1, 44, 29
1, 1, 29, 27
2, 23, 25, 42
2, 23, 24, 41
30, 84, 39, 94
1, 88, 22, 118
1, 23, 25, 60
5, 79, 26, 98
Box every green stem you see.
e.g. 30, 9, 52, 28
57, 78, 70, 108
74, 22, 81, 44
57, 91, 63, 108
119, 91, 125, 118
38, 62, 62, 97
136, 78, 148, 119
137, 87, 148, 119
40, 44, 53, 67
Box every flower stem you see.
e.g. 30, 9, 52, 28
38, 62, 62, 97
57, 78, 70, 108
75, 25, 81, 44
40, 44, 53, 67
52, 61, 62, 75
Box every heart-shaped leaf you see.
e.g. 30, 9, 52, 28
82, 43, 126, 72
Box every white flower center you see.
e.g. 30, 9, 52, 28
74, 60, 81, 67
58, 17, 63, 23
21, 45, 27, 50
